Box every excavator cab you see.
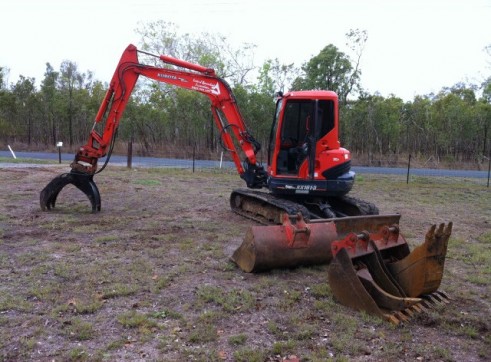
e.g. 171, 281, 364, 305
267, 91, 354, 198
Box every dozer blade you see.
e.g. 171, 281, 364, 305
386, 222, 453, 297
40, 171, 101, 212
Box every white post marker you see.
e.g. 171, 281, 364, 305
57, 141, 63, 163
7, 145, 16, 159
220, 151, 223, 169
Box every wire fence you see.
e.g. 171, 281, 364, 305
1, 145, 490, 188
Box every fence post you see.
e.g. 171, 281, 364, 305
192, 142, 196, 173
487, 154, 490, 188
56, 142, 63, 163
127, 137, 133, 169
406, 154, 411, 184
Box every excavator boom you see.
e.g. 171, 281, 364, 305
40, 44, 266, 211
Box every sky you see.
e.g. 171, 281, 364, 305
1, 0, 490, 101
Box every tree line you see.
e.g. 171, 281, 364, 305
1, 22, 490, 168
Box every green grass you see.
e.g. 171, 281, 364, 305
196, 286, 255, 313
66, 347, 89, 361
0, 156, 53, 164
64, 318, 96, 341
132, 179, 161, 186
101, 283, 139, 299
0, 166, 489, 361
228, 333, 248, 346
233, 347, 267, 362
94, 235, 120, 243
271, 339, 296, 355
117, 311, 159, 333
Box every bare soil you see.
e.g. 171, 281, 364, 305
0, 164, 489, 361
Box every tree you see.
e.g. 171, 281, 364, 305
136, 20, 256, 87
431, 85, 479, 160
59, 60, 81, 146
0, 67, 16, 142
292, 29, 367, 104
133, 20, 261, 154
12, 76, 38, 146
256, 58, 297, 96
40, 63, 60, 145
344, 29, 368, 101
0, 67, 6, 90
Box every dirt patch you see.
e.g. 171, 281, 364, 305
0, 165, 490, 361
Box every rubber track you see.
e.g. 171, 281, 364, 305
230, 189, 313, 225
230, 189, 378, 225
330, 195, 380, 217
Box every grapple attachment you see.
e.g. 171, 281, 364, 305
40, 171, 101, 212
232, 214, 452, 324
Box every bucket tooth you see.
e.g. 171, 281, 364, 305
407, 305, 422, 317
386, 223, 452, 297
419, 298, 433, 309
393, 311, 410, 323
434, 290, 450, 302
423, 293, 447, 306
386, 314, 402, 325
40, 171, 101, 212
429, 293, 444, 303
402, 307, 415, 318
420, 294, 445, 307
410, 303, 426, 313
437, 290, 450, 299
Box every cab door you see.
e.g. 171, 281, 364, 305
268, 98, 335, 178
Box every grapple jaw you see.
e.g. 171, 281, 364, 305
40, 171, 101, 212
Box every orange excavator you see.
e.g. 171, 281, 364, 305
40, 44, 452, 323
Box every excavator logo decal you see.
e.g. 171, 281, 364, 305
285, 184, 318, 194
192, 79, 221, 95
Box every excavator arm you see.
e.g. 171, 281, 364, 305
40, 44, 266, 211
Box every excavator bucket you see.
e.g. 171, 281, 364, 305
232, 214, 452, 324
328, 221, 452, 323
386, 223, 452, 297
40, 171, 101, 212
232, 213, 338, 272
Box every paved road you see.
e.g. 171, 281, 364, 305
1, 150, 489, 179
